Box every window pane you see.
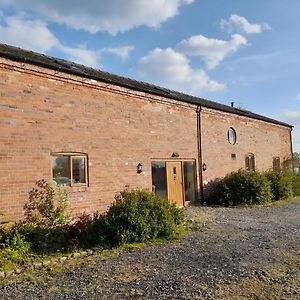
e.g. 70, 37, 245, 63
273, 157, 280, 171
245, 154, 255, 171
72, 157, 86, 184
52, 156, 70, 186
183, 161, 196, 202
151, 161, 167, 199
228, 127, 237, 144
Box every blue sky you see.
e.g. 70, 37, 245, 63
0, 0, 299, 151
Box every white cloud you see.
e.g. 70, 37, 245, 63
280, 110, 300, 119
220, 14, 271, 34
137, 48, 226, 94
293, 128, 300, 152
0, 0, 193, 35
57, 45, 100, 67
0, 13, 134, 67
0, 14, 59, 52
100, 46, 134, 61
296, 93, 300, 101
177, 34, 247, 69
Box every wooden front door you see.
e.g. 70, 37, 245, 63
166, 161, 184, 206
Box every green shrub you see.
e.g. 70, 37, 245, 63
15, 223, 69, 253
206, 170, 272, 206
0, 229, 30, 269
264, 171, 294, 201
24, 179, 69, 228
66, 213, 95, 249
10, 179, 72, 253
204, 178, 227, 206
292, 174, 300, 196
97, 190, 184, 246
223, 170, 272, 205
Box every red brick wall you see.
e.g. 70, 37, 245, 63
200, 107, 292, 187
0, 58, 199, 221
0, 58, 292, 221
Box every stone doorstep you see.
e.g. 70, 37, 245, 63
0, 248, 97, 278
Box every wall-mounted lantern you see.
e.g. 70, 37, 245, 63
137, 163, 143, 174
202, 163, 207, 171
171, 152, 180, 158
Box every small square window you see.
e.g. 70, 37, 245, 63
52, 153, 88, 186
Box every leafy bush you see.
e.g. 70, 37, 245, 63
66, 213, 95, 248
204, 178, 227, 206
97, 190, 184, 246
292, 174, 300, 196
205, 170, 272, 206
14, 223, 69, 253
1, 184, 184, 258
12, 179, 72, 253
264, 171, 293, 201
24, 179, 69, 227
0, 229, 30, 270
223, 170, 272, 205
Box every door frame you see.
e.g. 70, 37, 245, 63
151, 158, 197, 206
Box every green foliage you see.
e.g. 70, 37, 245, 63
98, 190, 184, 246
15, 223, 69, 253
1, 185, 183, 262
204, 178, 227, 206
292, 174, 300, 196
223, 170, 272, 205
66, 213, 95, 248
206, 170, 272, 206
264, 171, 294, 201
0, 229, 30, 270
9, 179, 72, 253
24, 179, 69, 228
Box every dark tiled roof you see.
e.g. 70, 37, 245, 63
0, 43, 292, 128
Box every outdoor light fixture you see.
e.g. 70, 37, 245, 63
202, 163, 207, 171
137, 163, 143, 173
171, 152, 180, 158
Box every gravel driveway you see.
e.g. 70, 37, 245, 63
1, 199, 299, 299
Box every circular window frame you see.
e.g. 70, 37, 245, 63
228, 127, 237, 145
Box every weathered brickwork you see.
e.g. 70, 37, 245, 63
0, 58, 199, 221
201, 107, 292, 185
0, 56, 293, 221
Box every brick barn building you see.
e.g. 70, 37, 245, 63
0, 44, 293, 221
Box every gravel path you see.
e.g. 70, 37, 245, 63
1, 199, 299, 299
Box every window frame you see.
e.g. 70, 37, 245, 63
51, 153, 88, 187
228, 127, 237, 145
151, 159, 197, 204
245, 153, 255, 171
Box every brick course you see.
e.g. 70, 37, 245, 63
201, 107, 292, 184
0, 58, 199, 221
0, 57, 292, 221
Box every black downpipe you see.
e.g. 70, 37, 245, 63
196, 106, 204, 203
290, 128, 294, 172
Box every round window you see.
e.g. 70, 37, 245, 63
228, 127, 237, 145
